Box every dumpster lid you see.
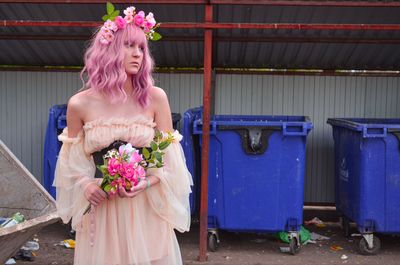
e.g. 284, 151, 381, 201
327, 118, 400, 131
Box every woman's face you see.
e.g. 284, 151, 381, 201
123, 42, 144, 76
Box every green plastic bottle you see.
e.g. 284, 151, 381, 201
1, 212, 25, 228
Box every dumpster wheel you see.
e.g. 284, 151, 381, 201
289, 235, 300, 255
359, 234, 381, 255
207, 232, 219, 252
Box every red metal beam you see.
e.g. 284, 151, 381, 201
210, 0, 400, 7
2, 65, 399, 76
3, 34, 400, 44
0, 0, 206, 3
4, 20, 400, 31
1, 0, 400, 7
198, 3, 212, 263
161, 23, 400, 30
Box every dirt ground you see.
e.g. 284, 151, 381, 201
11, 214, 400, 265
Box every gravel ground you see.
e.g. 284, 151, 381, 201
10, 217, 400, 265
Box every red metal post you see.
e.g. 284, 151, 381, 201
198, 3, 212, 263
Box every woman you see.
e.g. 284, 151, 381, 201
53, 6, 192, 265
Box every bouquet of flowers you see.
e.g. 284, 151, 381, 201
84, 131, 177, 214
98, 131, 176, 197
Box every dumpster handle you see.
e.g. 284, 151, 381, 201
193, 120, 217, 135
362, 126, 387, 138
282, 123, 308, 136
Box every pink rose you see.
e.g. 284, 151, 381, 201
108, 158, 122, 176
121, 162, 135, 180
134, 11, 145, 27
115, 16, 126, 29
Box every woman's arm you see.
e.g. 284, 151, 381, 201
66, 94, 107, 206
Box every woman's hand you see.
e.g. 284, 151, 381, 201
118, 180, 147, 198
84, 182, 108, 206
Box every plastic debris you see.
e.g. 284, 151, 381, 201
311, 232, 330, 241
5, 258, 16, 264
305, 217, 326, 227
303, 239, 317, 245
277, 226, 311, 244
21, 241, 40, 251
330, 245, 344, 251
0, 212, 25, 228
341, 254, 348, 260
60, 239, 75, 249
279, 247, 290, 253
13, 249, 35, 261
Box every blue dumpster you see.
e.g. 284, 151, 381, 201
193, 113, 313, 253
43, 104, 67, 198
182, 107, 202, 216
327, 118, 400, 255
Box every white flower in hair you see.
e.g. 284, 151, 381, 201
124, 6, 135, 16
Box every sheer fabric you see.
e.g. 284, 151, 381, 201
53, 116, 192, 265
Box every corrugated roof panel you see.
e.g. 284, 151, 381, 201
1, 3, 400, 69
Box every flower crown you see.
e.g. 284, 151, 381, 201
99, 2, 162, 45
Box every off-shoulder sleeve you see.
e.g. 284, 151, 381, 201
53, 128, 96, 229
146, 131, 193, 233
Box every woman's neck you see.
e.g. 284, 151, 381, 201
124, 77, 134, 95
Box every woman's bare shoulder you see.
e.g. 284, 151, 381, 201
68, 89, 100, 109
67, 90, 99, 122
149, 86, 168, 102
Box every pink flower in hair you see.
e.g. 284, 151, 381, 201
115, 16, 126, 29
134, 11, 145, 27
124, 6, 135, 16
124, 14, 134, 24
104, 32, 114, 43
99, 36, 109, 44
145, 12, 156, 28
104, 19, 118, 32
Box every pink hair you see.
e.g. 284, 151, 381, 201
80, 24, 154, 107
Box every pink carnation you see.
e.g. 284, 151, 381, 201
115, 16, 126, 29
134, 11, 145, 27
108, 158, 122, 176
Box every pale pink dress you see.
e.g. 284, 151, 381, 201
53, 116, 192, 265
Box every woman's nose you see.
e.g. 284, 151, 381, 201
132, 46, 140, 57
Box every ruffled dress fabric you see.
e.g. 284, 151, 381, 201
53, 116, 192, 265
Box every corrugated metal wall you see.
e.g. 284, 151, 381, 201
1, 72, 399, 203
0, 72, 203, 184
